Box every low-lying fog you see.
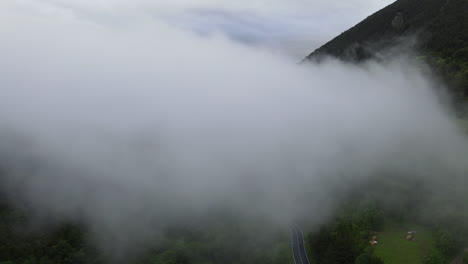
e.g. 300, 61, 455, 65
0, 0, 467, 259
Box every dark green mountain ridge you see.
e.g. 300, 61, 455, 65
306, 0, 468, 102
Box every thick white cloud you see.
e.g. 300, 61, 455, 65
5, 0, 466, 260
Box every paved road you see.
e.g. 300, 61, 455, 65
290, 224, 311, 264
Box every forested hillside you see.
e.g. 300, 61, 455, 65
306, 0, 468, 103
302, 3, 468, 262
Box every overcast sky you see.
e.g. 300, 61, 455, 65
10, 0, 394, 57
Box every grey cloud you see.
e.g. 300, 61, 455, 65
157, 8, 332, 57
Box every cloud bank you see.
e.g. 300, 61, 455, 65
0, 0, 467, 259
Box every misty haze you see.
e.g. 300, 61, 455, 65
0, 1, 467, 264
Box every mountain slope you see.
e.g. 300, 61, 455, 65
305, 0, 468, 100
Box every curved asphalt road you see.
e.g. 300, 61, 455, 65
290, 224, 310, 264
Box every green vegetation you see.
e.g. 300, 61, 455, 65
306, 207, 466, 264
135, 220, 293, 264
304, 238, 317, 264
373, 221, 435, 264
305, 167, 468, 264
306, 4, 468, 264
307, 205, 384, 264
0, 201, 102, 264
422, 248, 446, 264
0, 198, 293, 264
307, 0, 447, 60
4, 171, 465, 264
306, 0, 468, 109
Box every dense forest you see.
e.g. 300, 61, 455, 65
0, 190, 293, 264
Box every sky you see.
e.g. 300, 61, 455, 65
11, 0, 394, 58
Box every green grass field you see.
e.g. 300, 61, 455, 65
374, 221, 435, 264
